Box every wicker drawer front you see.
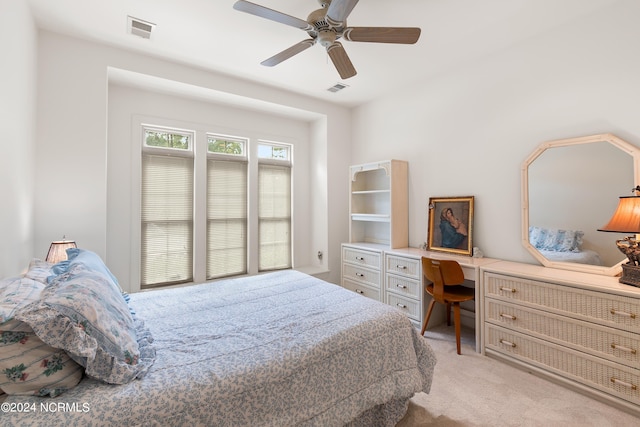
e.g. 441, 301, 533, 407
342, 264, 381, 288
486, 324, 640, 405
387, 293, 420, 320
486, 299, 640, 368
342, 278, 380, 301
485, 273, 640, 332
342, 247, 381, 269
385, 255, 420, 279
386, 274, 421, 299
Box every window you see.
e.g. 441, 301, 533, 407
140, 127, 293, 287
207, 134, 248, 279
141, 127, 194, 287
258, 142, 292, 271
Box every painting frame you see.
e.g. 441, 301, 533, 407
427, 196, 475, 256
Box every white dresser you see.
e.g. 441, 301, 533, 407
384, 251, 424, 328
481, 261, 640, 414
341, 243, 383, 301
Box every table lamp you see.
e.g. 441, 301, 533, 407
45, 236, 77, 264
598, 186, 640, 287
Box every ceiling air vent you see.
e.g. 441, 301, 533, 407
128, 16, 155, 39
327, 82, 349, 93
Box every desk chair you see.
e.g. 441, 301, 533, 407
421, 257, 475, 355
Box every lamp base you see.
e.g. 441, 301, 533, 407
619, 263, 640, 287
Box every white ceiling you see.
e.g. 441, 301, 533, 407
27, 0, 619, 107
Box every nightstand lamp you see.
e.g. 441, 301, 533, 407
45, 237, 77, 264
598, 186, 640, 287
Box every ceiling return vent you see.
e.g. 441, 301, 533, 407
128, 16, 155, 39
327, 82, 349, 93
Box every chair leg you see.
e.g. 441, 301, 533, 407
421, 299, 436, 336
446, 302, 452, 326
453, 303, 462, 355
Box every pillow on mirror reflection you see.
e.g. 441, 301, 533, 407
529, 226, 584, 253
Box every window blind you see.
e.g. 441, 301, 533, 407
207, 159, 248, 279
258, 163, 291, 271
141, 154, 194, 287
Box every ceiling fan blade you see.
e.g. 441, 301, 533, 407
233, 0, 312, 31
343, 27, 421, 44
261, 39, 315, 67
327, 42, 357, 79
326, 0, 359, 27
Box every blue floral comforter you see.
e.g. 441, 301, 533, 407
2, 270, 436, 426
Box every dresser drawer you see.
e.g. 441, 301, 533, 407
486, 324, 640, 406
486, 299, 640, 369
387, 293, 421, 320
342, 246, 381, 270
342, 263, 381, 289
386, 274, 421, 300
385, 254, 420, 279
484, 273, 640, 333
342, 278, 381, 301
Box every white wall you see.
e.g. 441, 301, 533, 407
34, 31, 351, 286
350, 0, 640, 265
0, 0, 37, 277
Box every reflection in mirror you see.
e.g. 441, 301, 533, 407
522, 134, 640, 276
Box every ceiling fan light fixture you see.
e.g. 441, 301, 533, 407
233, 0, 420, 79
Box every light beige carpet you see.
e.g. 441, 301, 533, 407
397, 325, 640, 426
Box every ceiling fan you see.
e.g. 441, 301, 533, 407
233, 0, 421, 79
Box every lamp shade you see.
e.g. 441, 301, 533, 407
45, 239, 77, 263
598, 196, 640, 233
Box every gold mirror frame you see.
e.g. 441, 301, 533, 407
521, 133, 640, 276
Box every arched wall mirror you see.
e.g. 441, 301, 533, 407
522, 133, 640, 276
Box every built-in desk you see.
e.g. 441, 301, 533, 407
340, 244, 498, 352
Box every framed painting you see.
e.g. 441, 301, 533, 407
427, 196, 474, 256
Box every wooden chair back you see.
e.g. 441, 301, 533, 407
422, 258, 465, 302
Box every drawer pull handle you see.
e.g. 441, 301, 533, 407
499, 339, 516, 348
356, 273, 365, 277
396, 265, 407, 270
499, 287, 516, 293
396, 284, 408, 289
355, 256, 365, 261
355, 289, 364, 294
500, 313, 517, 320
611, 343, 637, 354
610, 377, 637, 390
397, 303, 407, 309
610, 309, 637, 319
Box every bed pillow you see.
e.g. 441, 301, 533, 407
0, 277, 45, 325
1, 276, 83, 397
528, 226, 583, 253
0, 319, 83, 397
49, 248, 122, 291
16, 263, 155, 385
24, 259, 55, 284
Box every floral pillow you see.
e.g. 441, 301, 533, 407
16, 264, 155, 385
1, 276, 82, 397
49, 248, 122, 291
0, 319, 83, 397
529, 226, 584, 253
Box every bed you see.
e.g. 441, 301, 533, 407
1, 251, 436, 426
